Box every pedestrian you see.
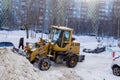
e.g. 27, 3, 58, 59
18, 37, 24, 50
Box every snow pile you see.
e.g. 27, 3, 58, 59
0, 48, 82, 80
59, 69, 83, 80
0, 48, 42, 80
41, 69, 82, 80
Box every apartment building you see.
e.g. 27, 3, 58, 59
80, 0, 88, 21
112, 0, 120, 37
1, 0, 11, 27
112, 0, 120, 20
11, 0, 20, 28
0, 0, 1, 15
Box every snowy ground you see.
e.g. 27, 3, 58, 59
0, 30, 120, 80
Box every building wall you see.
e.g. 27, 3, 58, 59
0, 0, 1, 14
11, 0, 20, 28
44, 0, 51, 33
0, 0, 2, 27
87, 0, 99, 23
67, 0, 81, 18
20, 0, 28, 29
38, 0, 46, 29
1, 0, 12, 27
11, 0, 46, 30
113, 0, 120, 17
98, 0, 113, 21
80, 0, 88, 21
56, 0, 67, 26
112, 0, 120, 37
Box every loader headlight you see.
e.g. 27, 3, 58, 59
48, 39, 52, 42
51, 42, 54, 45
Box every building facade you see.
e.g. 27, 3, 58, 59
11, 0, 20, 28
0, 0, 2, 27
80, 0, 88, 21
44, 0, 51, 33
112, 0, 120, 37
1, 0, 11, 27
11, 0, 46, 30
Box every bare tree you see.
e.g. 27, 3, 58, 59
112, 0, 120, 38
25, 0, 35, 38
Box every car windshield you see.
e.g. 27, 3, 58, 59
50, 28, 62, 43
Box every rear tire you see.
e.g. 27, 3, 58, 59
66, 54, 78, 68
113, 66, 120, 76
38, 58, 51, 71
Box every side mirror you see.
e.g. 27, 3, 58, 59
72, 37, 76, 41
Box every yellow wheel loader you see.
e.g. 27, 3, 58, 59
24, 26, 85, 70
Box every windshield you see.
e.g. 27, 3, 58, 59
50, 28, 62, 43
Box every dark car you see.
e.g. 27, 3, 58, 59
83, 46, 106, 53
0, 42, 21, 53
89, 33, 97, 36
0, 42, 14, 48
83, 48, 94, 53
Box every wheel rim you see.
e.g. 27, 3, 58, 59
71, 59, 76, 65
66, 54, 78, 68
70, 57, 77, 67
43, 62, 48, 67
113, 67, 120, 76
39, 58, 51, 71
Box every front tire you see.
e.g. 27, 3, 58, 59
38, 58, 51, 71
113, 66, 120, 76
66, 54, 78, 68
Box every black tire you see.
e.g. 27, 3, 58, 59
113, 66, 120, 76
66, 54, 78, 68
38, 58, 51, 71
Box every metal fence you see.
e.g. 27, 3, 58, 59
0, 0, 120, 38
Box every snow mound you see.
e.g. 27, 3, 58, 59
0, 48, 82, 80
0, 48, 42, 80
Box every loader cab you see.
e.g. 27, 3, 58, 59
50, 26, 73, 50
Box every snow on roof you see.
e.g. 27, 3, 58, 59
52, 26, 73, 31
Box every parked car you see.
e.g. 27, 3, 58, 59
111, 56, 120, 76
83, 48, 94, 53
89, 33, 97, 36
0, 27, 11, 31
83, 46, 106, 53
0, 42, 20, 53
0, 42, 14, 47
34, 29, 42, 33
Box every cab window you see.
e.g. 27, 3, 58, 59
64, 31, 70, 41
